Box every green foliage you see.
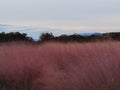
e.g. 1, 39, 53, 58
39, 32, 120, 42
0, 32, 120, 43
0, 32, 33, 42
39, 32, 54, 41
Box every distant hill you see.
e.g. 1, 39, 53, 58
80, 32, 102, 36
0, 24, 120, 43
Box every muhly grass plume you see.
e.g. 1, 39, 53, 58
0, 41, 120, 90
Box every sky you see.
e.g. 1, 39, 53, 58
0, 0, 120, 39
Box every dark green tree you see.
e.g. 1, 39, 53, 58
40, 32, 54, 41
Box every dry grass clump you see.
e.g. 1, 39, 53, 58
0, 41, 120, 90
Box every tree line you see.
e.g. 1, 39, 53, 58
39, 32, 120, 43
0, 32, 120, 43
0, 32, 33, 42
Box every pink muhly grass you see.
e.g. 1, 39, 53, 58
0, 41, 120, 90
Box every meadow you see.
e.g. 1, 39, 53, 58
0, 41, 120, 90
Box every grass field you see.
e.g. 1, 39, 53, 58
0, 41, 120, 90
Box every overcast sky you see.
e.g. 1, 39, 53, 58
0, 0, 120, 33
